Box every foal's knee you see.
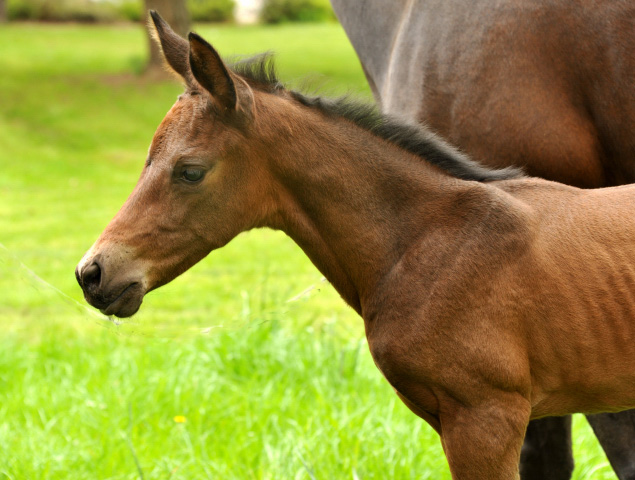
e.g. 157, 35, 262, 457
440, 393, 531, 480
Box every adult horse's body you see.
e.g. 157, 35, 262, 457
331, 0, 635, 189
77, 14, 635, 479
330, 1, 635, 478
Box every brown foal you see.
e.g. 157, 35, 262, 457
330, 2, 635, 477
76, 14, 635, 479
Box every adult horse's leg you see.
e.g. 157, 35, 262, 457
440, 393, 531, 480
519, 417, 574, 480
586, 412, 635, 480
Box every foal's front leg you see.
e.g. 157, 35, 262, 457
439, 393, 531, 480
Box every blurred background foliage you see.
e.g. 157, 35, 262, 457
4, 0, 336, 23
261, 0, 334, 24
189, 0, 235, 22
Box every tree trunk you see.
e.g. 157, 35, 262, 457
144, 0, 190, 75
0, 0, 7, 23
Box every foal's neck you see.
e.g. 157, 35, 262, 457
260, 100, 492, 314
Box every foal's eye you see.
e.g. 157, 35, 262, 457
181, 167, 205, 183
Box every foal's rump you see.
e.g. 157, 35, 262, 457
500, 180, 635, 416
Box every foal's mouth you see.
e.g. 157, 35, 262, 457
97, 282, 145, 318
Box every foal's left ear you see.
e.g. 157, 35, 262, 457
189, 33, 238, 112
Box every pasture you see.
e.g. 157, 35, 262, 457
0, 22, 616, 479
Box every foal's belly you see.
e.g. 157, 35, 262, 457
523, 234, 635, 416
528, 310, 635, 418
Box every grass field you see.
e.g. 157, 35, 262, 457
0, 21, 616, 479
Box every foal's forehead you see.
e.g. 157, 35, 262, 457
148, 94, 205, 161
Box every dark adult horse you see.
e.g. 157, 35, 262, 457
77, 13, 635, 479
330, 1, 635, 478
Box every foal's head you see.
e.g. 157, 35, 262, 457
76, 12, 520, 317
76, 12, 278, 317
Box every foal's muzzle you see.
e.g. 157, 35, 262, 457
75, 257, 145, 318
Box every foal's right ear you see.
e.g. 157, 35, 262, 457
188, 32, 238, 111
149, 10, 194, 84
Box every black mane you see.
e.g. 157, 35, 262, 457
230, 54, 523, 183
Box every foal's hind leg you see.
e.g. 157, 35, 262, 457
519, 412, 635, 480
519, 416, 575, 480
440, 393, 530, 480
587, 411, 635, 480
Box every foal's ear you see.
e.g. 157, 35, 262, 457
188, 33, 238, 111
148, 11, 193, 84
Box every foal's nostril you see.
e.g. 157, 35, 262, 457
80, 262, 102, 292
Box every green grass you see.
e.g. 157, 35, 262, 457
0, 22, 616, 479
